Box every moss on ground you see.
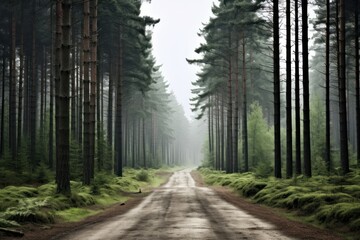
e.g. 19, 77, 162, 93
198, 168, 360, 237
56, 208, 101, 222
0, 168, 173, 227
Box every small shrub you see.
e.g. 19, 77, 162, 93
34, 162, 52, 184
242, 182, 267, 197
136, 169, 150, 182
254, 161, 273, 178
70, 193, 95, 207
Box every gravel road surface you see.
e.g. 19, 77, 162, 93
60, 169, 295, 240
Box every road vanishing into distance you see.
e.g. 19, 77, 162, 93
59, 169, 294, 240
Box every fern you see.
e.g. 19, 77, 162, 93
0, 213, 20, 228
4, 198, 54, 223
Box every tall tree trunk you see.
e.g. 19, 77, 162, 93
83, 0, 91, 184
40, 47, 45, 141
57, 0, 71, 194
137, 117, 140, 167
89, 0, 97, 179
325, 0, 331, 172
295, 0, 301, 175
216, 94, 220, 170
355, 0, 360, 167
234, 38, 239, 173
97, 47, 102, 171
132, 120, 135, 168
221, 91, 225, 170
208, 99, 212, 157
49, 0, 54, 170
107, 56, 113, 146
9, 6, 17, 161
30, 0, 37, 169
18, 3, 24, 150
142, 115, 146, 169
78, 41, 83, 144
211, 99, 215, 167
302, 0, 311, 177
226, 30, 233, 174
286, 0, 292, 178
242, 37, 248, 173
24, 58, 29, 138
115, 29, 123, 177
71, 11, 76, 139
55, 0, 62, 182
124, 110, 129, 166
274, 0, 282, 178
0, 49, 6, 157
338, 0, 349, 174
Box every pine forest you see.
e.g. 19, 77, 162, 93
0, 0, 359, 239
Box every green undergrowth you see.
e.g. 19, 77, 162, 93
0, 168, 173, 227
198, 168, 360, 238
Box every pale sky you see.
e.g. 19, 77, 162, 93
141, 0, 215, 120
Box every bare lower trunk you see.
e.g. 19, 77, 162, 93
286, 0, 292, 178
226, 30, 233, 174
9, 7, 17, 161
242, 38, 248, 173
355, 0, 360, 167
338, 0, 349, 174
295, 0, 301, 175
115, 29, 123, 176
30, 0, 37, 169
325, 0, 331, 171
83, 0, 91, 184
57, 0, 71, 194
89, 0, 97, 179
274, 0, 281, 178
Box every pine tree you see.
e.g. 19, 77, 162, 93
56, 0, 71, 194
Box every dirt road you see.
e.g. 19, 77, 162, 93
58, 169, 295, 240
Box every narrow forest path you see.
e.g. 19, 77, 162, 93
57, 169, 294, 240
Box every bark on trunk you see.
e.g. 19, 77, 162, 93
18, 3, 24, 150
242, 38, 248, 173
286, 0, 293, 178
30, 0, 37, 169
355, 0, 360, 167
115, 29, 123, 177
226, 30, 233, 174
57, 0, 71, 194
1, 48, 6, 157
274, 0, 282, 178
49, 0, 54, 169
83, 0, 91, 184
107, 56, 113, 146
89, 0, 97, 179
234, 38, 239, 173
9, 7, 17, 161
338, 0, 349, 174
325, 0, 331, 171
71, 11, 76, 139
302, 0, 311, 177
295, 0, 301, 175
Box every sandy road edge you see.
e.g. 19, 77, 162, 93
190, 170, 344, 240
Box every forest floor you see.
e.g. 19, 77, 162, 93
3, 169, 344, 240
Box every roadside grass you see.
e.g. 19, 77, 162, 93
198, 168, 360, 238
0, 168, 174, 227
